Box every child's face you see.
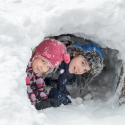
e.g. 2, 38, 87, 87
32, 57, 52, 74
68, 53, 91, 74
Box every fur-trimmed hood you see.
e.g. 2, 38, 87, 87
67, 44, 104, 88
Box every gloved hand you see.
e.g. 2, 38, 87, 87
48, 88, 72, 105
35, 98, 60, 110
35, 99, 51, 110
48, 98, 60, 107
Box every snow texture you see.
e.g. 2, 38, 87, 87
1, 0, 125, 125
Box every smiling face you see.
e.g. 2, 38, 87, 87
68, 52, 91, 74
32, 57, 52, 74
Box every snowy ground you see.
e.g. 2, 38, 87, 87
0, 0, 125, 125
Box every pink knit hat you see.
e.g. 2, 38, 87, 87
32, 39, 70, 68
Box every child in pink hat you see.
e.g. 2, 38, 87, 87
26, 39, 70, 110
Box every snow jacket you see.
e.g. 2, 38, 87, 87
57, 60, 74, 95
26, 59, 47, 106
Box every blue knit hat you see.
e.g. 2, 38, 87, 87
74, 44, 103, 59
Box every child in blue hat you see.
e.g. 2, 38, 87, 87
46, 38, 104, 105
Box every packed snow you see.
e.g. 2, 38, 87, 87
60, 69, 65, 74
0, 0, 125, 125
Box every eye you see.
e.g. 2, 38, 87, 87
82, 62, 84, 65
47, 66, 51, 69
84, 69, 87, 73
42, 60, 45, 63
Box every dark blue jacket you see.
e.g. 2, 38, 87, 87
57, 59, 74, 95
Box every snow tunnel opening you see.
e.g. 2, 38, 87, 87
45, 34, 123, 102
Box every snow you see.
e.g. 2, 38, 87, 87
83, 93, 92, 100
0, 0, 125, 125
60, 69, 65, 74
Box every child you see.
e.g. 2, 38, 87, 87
26, 39, 70, 110
46, 43, 104, 103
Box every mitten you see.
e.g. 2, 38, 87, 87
48, 88, 72, 105
35, 98, 60, 110
48, 98, 60, 107
35, 99, 51, 110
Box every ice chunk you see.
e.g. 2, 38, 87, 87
83, 93, 92, 100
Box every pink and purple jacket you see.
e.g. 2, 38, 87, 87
26, 59, 47, 105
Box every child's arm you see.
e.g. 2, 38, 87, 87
57, 74, 70, 95
26, 76, 38, 105
57, 61, 73, 95
26, 75, 61, 110
26, 64, 47, 105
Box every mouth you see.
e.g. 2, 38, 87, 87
74, 67, 77, 73
37, 67, 41, 72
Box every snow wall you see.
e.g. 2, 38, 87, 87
1, 0, 125, 125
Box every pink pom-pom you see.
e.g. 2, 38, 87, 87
64, 54, 70, 63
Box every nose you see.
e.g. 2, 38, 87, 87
41, 65, 48, 72
78, 67, 82, 73
78, 67, 86, 74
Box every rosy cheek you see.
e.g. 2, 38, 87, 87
32, 65, 36, 73
45, 69, 49, 72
